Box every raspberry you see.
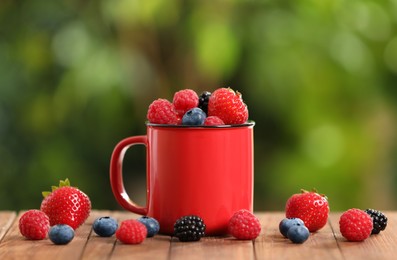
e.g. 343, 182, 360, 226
116, 219, 147, 244
19, 210, 50, 240
339, 208, 373, 241
173, 89, 199, 117
147, 99, 179, 124
285, 189, 329, 232
228, 209, 261, 240
364, 209, 388, 235
174, 215, 206, 242
198, 91, 211, 114
207, 87, 248, 125
204, 116, 225, 126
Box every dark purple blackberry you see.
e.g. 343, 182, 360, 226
198, 91, 211, 115
174, 215, 206, 242
364, 209, 387, 234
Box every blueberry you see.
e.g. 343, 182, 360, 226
137, 216, 160, 237
287, 225, 310, 244
279, 218, 305, 238
182, 108, 206, 125
93, 216, 118, 237
49, 224, 75, 245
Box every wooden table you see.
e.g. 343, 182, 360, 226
0, 210, 395, 259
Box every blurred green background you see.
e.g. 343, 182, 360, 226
1, 0, 397, 212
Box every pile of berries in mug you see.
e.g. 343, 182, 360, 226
146, 88, 249, 126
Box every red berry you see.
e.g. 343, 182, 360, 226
207, 88, 248, 125
116, 219, 147, 244
147, 98, 179, 124
40, 179, 91, 230
19, 210, 50, 240
228, 209, 261, 240
204, 116, 225, 126
339, 208, 373, 241
173, 89, 199, 117
285, 189, 329, 232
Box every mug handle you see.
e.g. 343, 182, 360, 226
110, 136, 148, 215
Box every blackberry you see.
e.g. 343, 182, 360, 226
174, 215, 206, 242
198, 91, 211, 115
364, 209, 388, 234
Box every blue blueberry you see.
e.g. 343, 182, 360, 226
93, 216, 118, 237
182, 108, 206, 125
279, 218, 305, 238
137, 216, 160, 237
49, 224, 75, 245
287, 225, 310, 244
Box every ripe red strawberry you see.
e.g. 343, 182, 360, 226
40, 179, 91, 230
228, 209, 261, 240
19, 210, 50, 240
339, 208, 373, 241
173, 89, 199, 117
116, 219, 147, 244
207, 87, 248, 125
147, 98, 180, 125
285, 189, 329, 232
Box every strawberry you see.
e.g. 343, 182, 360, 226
285, 189, 329, 232
40, 179, 91, 230
207, 87, 248, 125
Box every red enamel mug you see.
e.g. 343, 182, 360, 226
110, 122, 255, 235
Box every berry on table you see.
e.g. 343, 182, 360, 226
181, 108, 206, 125
173, 89, 199, 117
207, 87, 248, 125
339, 208, 373, 242
285, 189, 329, 232
40, 179, 91, 230
137, 216, 160, 237
49, 224, 75, 245
198, 91, 211, 114
19, 210, 50, 240
174, 215, 206, 242
93, 216, 118, 237
287, 225, 310, 244
204, 116, 225, 126
279, 218, 305, 238
147, 98, 180, 125
228, 209, 261, 240
364, 209, 388, 235
116, 219, 147, 244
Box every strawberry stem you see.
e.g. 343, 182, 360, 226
42, 178, 71, 198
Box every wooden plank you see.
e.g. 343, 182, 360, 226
0, 211, 16, 241
329, 211, 397, 260
0, 210, 92, 259
169, 235, 254, 260
254, 212, 344, 260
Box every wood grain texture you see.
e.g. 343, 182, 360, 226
0, 210, 395, 260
